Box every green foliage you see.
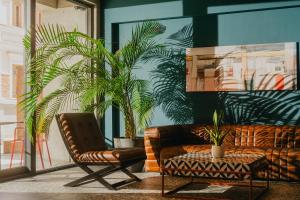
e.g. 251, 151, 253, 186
204, 110, 230, 146
21, 21, 165, 139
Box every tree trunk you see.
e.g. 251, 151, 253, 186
125, 114, 136, 139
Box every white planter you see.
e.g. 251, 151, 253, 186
211, 145, 224, 158
114, 137, 135, 148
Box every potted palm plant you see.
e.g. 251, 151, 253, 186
205, 110, 230, 158
21, 21, 165, 147
106, 22, 166, 148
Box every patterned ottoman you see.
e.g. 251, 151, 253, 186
162, 152, 270, 200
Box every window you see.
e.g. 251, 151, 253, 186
35, 0, 91, 171
13, 1, 23, 27
0, 0, 97, 179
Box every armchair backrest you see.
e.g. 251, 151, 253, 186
56, 113, 107, 162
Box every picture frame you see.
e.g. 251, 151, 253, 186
186, 43, 297, 92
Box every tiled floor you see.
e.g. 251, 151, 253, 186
0, 167, 299, 200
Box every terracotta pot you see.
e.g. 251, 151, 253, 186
211, 145, 224, 158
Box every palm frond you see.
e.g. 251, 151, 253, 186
23, 21, 164, 140
22, 24, 108, 138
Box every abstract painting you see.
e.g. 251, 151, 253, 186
186, 43, 297, 92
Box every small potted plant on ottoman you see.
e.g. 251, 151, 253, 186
205, 110, 230, 158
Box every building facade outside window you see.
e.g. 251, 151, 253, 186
0, 0, 26, 170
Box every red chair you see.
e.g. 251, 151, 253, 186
9, 125, 52, 169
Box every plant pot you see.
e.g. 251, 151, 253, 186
211, 145, 224, 158
114, 137, 135, 148
113, 137, 145, 172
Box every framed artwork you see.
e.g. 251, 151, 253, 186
186, 43, 297, 92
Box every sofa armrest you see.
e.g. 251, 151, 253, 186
144, 125, 183, 172
145, 125, 183, 146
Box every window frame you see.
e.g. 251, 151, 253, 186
0, 0, 100, 181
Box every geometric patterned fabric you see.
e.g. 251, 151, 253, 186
163, 153, 268, 179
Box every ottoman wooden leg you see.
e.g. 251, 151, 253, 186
249, 174, 253, 200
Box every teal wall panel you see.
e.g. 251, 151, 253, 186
207, 1, 300, 14
217, 7, 300, 45
118, 18, 193, 137
104, 0, 179, 9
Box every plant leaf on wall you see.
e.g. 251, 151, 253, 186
143, 24, 193, 124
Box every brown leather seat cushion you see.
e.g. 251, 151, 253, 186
78, 147, 146, 164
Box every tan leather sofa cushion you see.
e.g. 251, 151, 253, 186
182, 125, 300, 148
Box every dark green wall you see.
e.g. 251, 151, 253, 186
103, 0, 300, 140
104, 0, 177, 8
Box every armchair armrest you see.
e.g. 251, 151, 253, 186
144, 125, 184, 172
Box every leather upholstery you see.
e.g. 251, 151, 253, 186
78, 147, 146, 164
144, 124, 300, 181
57, 113, 146, 164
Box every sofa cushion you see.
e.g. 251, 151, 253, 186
181, 125, 300, 148
181, 125, 210, 145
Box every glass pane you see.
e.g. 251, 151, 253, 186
36, 0, 89, 170
0, 0, 26, 170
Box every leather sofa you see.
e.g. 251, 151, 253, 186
144, 124, 300, 181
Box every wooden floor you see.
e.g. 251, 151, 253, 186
0, 167, 299, 200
